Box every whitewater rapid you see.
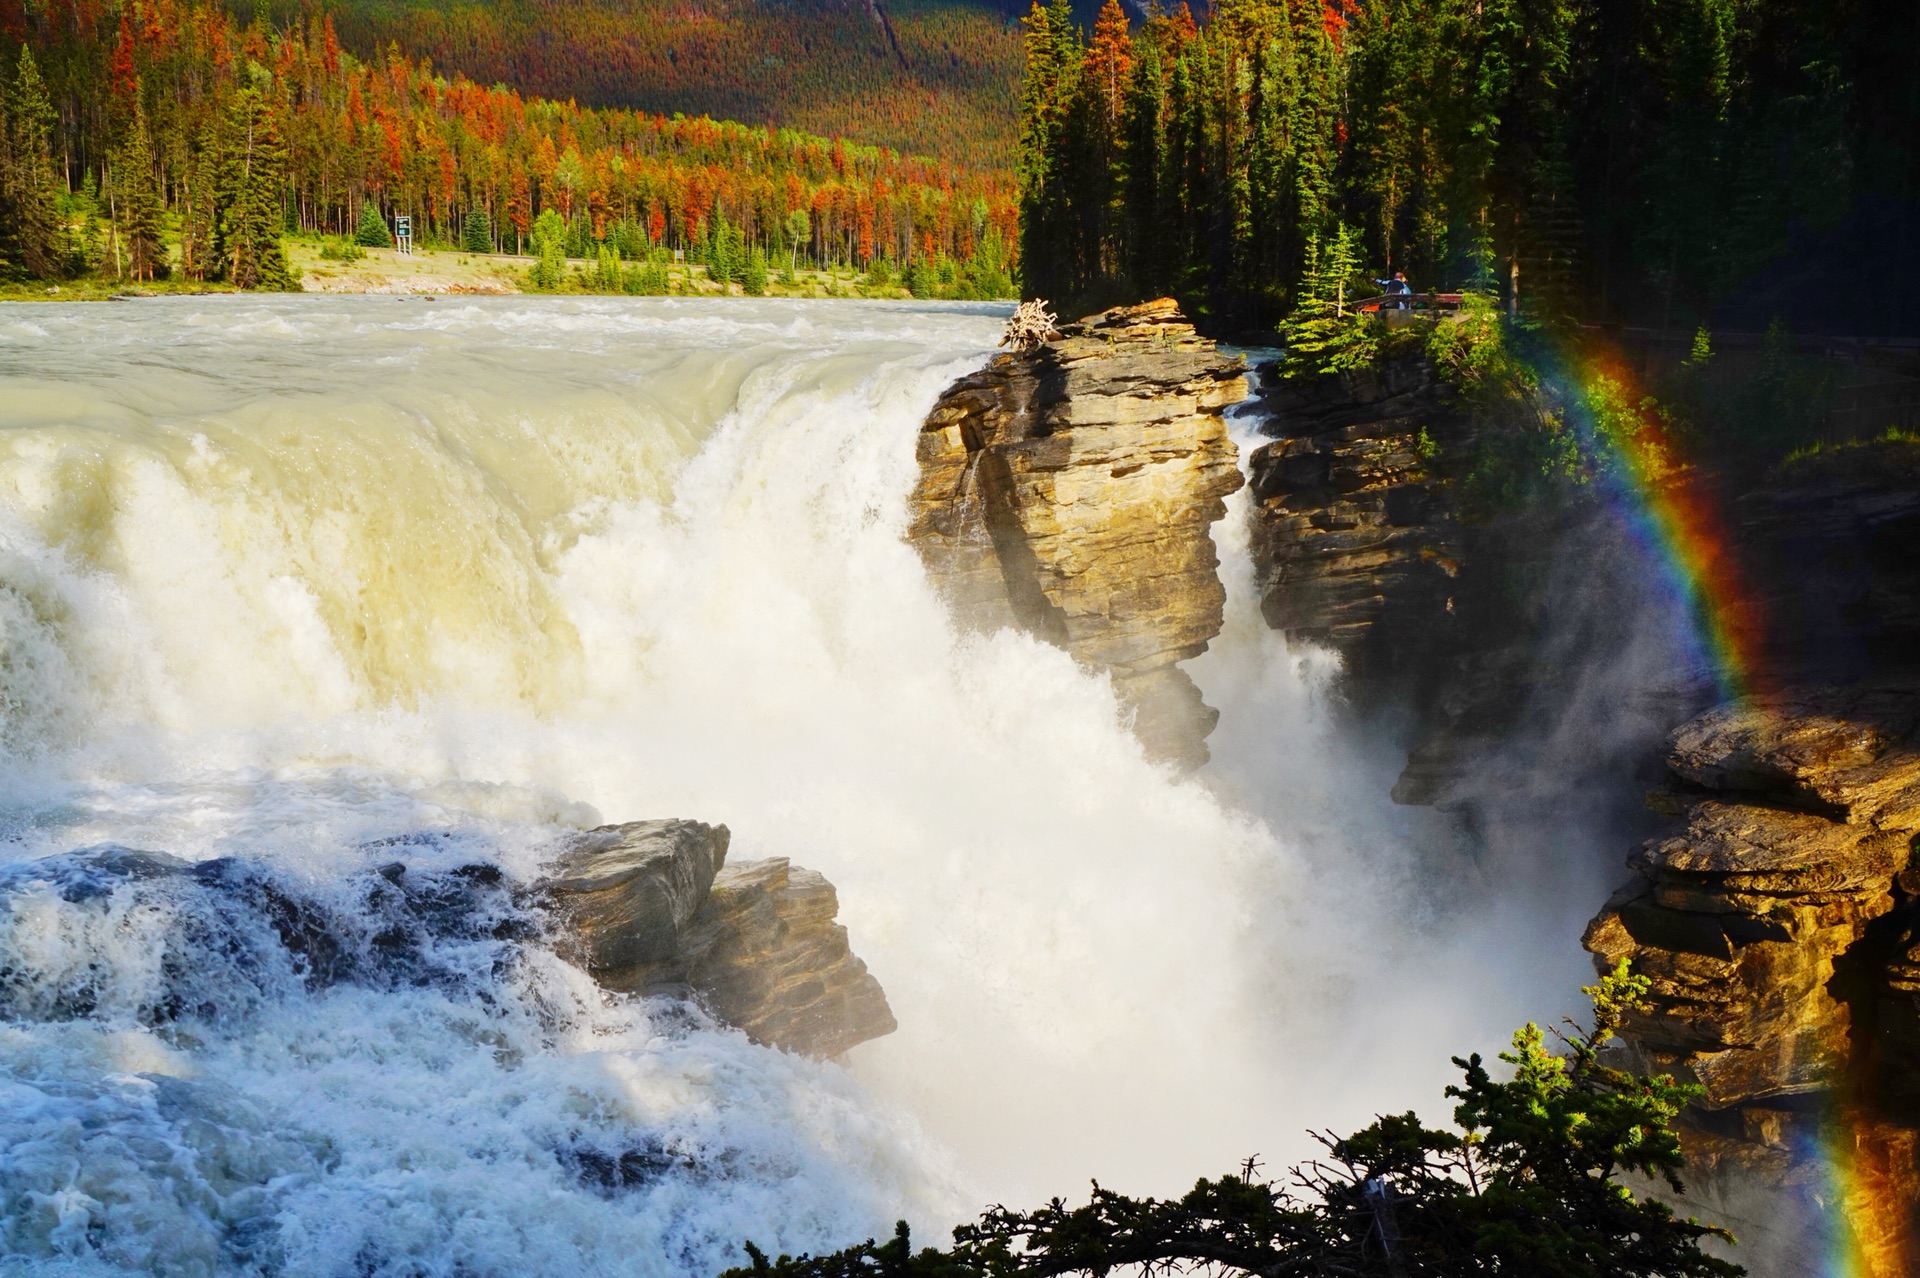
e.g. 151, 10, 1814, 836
0, 297, 1595, 1277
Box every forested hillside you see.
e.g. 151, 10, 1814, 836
245, 0, 1025, 170
1020, 0, 1920, 336
0, 0, 1017, 288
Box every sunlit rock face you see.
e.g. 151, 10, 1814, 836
543, 820, 896, 1059
906, 298, 1246, 769
1584, 685, 1920, 1272
1584, 688, 1920, 1108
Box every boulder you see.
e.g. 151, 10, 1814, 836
543, 819, 730, 972
542, 822, 895, 1059
1584, 692, 1920, 1110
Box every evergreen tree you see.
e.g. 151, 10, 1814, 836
724, 965, 1741, 1278
1016, 0, 1081, 301
462, 207, 493, 254
214, 88, 296, 290
3, 47, 68, 280
177, 123, 221, 282
742, 246, 768, 296
354, 198, 392, 248
592, 243, 621, 290
112, 93, 166, 282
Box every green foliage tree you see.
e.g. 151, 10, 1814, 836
592, 243, 622, 291
528, 207, 567, 290
214, 88, 297, 291
622, 259, 669, 295
2, 47, 69, 280
110, 93, 166, 282
742, 246, 769, 296
904, 259, 939, 298
1277, 225, 1383, 377
783, 207, 811, 273
354, 198, 392, 248
463, 207, 493, 254
723, 964, 1739, 1278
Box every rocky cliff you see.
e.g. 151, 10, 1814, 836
542, 819, 895, 1058
1245, 350, 1467, 678
907, 298, 1246, 768
1243, 346, 1666, 811
1579, 686, 1920, 1274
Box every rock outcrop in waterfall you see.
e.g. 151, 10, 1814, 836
906, 299, 1246, 768
0, 821, 896, 1064
543, 819, 896, 1059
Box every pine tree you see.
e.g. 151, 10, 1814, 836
462, 207, 492, 253
215, 89, 296, 290
113, 93, 166, 282
1016, 0, 1081, 301
177, 124, 220, 282
354, 198, 392, 248
529, 208, 567, 289
742, 246, 769, 295
3, 47, 68, 280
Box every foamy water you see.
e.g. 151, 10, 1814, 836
0, 297, 1592, 1276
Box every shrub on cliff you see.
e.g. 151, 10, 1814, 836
724, 964, 1740, 1278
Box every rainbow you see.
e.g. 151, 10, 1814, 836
1550, 340, 1913, 1274
1552, 345, 1766, 706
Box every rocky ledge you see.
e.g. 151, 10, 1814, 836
1582, 684, 1920, 1268
542, 819, 895, 1059
907, 298, 1246, 767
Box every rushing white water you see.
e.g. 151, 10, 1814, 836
0, 297, 1593, 1277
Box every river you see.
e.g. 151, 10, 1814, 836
0, 297, 1593, 1277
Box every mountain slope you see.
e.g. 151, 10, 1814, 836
250, 0, 1024, 168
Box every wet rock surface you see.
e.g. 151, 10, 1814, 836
907, 298, 1246, 768
0, 820, 894, 1061
541, 821, 895, 1058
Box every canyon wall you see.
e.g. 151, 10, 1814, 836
1251, 339, 1920, 1267
907, 299, 1247, 768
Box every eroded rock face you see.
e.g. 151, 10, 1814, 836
907, 298, 1246, 768
1245, 350, 1467, 670
645, 858, 897, 1060
543, 821, 895, 1058
1583, 683, 1920, 1259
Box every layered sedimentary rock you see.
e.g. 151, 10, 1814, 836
543, 819, 895, 1058
1242, 347, 1650, 807
1581, 685, 1920, 1271
1245, 350, 1467, 670
907, 298, 1246, 768
1586, 688, 1920, 1103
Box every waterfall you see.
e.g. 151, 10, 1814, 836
0, 297, 1584, 1276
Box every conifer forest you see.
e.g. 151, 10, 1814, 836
1018, 0, 1920, 336
0, 0, 1019, 291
